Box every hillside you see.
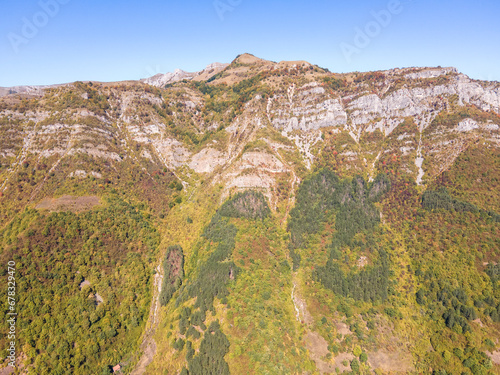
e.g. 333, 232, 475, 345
0, 53, 499, 375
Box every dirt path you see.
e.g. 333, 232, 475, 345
291, 278, 335, 374
367, 350, 414, 373
0, 367, 14, 375
305, 331, 336, 374
486, 350, 500, 365
131, 340, 157, 375
35, 195, 100, 212
130, 264, 163, 375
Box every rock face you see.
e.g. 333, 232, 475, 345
269, 73, 500, 137
456, 118, 479, 132
405, 67, 458, 79
0, 56, 499, 208
0, 84, 62, 97
142, 69, 198, 87
142, 62, 229, 87
188, 148, 227, 173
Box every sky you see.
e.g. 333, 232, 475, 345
1, 0, 499, 86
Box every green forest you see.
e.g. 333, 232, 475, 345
287, 170, 391, 301
170, 191, 271, 374
0, 196, 160, 374
284, 166, 500, 374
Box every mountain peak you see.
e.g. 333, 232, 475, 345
232, 53, 270, 65
142, 62, 228, 87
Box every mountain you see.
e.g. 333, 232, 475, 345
0, 84, 61, 97
141, 62, 229, 87
0, 53, 499, 375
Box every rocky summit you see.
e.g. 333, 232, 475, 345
0, 53, 499, 375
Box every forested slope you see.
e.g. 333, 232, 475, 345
0, 54, 499, 374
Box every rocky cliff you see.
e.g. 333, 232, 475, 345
1, 54, 499, 375
1, 54, 498, 213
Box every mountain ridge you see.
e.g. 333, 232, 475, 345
0, 53, 479, 96
0, 53, 499, 375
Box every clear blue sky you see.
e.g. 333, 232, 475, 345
1, 0, 499, 86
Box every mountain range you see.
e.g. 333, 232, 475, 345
0, 53, 499, 375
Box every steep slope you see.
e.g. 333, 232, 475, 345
142, 63, 229, 87
0, 54, 499, 374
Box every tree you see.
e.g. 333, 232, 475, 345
188, 321, 230, 375
359, 352, 368, 363
350, 358, 360, 373
101, 366, 112, 374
